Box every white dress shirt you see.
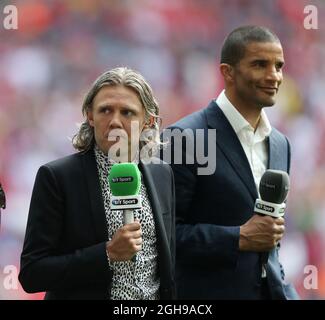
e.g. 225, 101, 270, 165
216, 90, 272, 194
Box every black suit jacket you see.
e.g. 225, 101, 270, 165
19, 149, 175, 300
163, 100, 299, 300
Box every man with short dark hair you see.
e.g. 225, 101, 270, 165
164, 26, 299, 299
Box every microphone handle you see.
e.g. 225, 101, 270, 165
123, 209, 134, 224
123, 209, 136, 262
255, 199, 285, 269
258, 210, 271, 269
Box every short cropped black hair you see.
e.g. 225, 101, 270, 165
220, 25, 280, 65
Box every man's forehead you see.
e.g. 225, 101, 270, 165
94, 85, 143, 107
243, 41, 284, 59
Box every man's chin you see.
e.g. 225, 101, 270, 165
257, 97, 276, 108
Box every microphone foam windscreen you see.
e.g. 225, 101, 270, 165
259, 169, 290, 204
108, 163, 141, 196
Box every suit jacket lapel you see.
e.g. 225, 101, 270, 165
139, 162, 172, 283
267, 130, 287, 171
82, 149, 108, 242
205, 101, 258, 200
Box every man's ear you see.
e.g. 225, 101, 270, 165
87, 109, 94, 127
143, 116, 154, 129
220, 63, 234, 83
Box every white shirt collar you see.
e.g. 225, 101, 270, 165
216, 90, 272, 139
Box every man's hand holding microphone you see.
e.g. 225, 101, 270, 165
239, 170, 289, 253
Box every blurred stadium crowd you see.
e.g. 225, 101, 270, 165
0, 0, 325, 299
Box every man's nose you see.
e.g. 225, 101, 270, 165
266, 66, 282, 83
109, 112, 123, 129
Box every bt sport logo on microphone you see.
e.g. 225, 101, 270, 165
112, 198, 139, 206
111, 176, 134, 183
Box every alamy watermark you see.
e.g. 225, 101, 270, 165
2, 4, 18, 30
304, 5, 318, 30
2, 265, 19, 290
102, 121, 217, 175
303, 265, 318, 290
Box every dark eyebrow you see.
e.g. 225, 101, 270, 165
249, 59, 285, 67
98, 104, 110, 109
250, 59, 267, 65
121, 105, 138, 111
97, 104, 139, 112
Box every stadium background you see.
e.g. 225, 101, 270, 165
0, 0, 324, 299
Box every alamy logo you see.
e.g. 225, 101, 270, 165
107, 122, 217, 176
3, 265, 18, 290
304, 265, 318, 290
2, 5, 18, 30
304, 5, 318, 30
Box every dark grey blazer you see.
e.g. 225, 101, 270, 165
19, 148, 175, 300
164, 100, 299, 300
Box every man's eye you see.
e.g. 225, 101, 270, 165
276, 63, 284, 71
254, 61, 266, 67
123, 110, 134, 117
100, 108, 110, 114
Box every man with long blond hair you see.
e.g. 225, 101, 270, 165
19, 67, 175, 300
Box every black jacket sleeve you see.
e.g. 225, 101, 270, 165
19, 165, 112, 294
